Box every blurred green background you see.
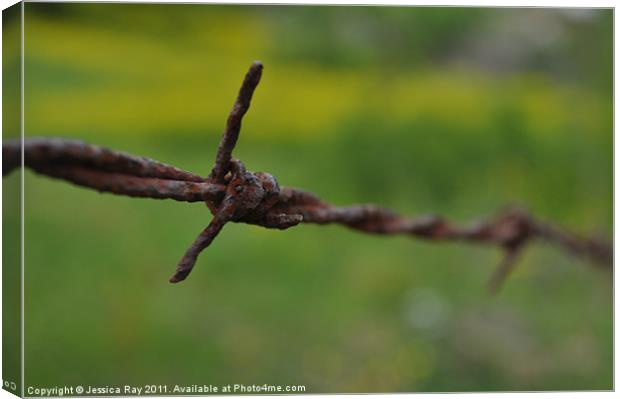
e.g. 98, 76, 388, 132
7, 3, 613, 392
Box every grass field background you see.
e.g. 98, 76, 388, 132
6, 3, 613, 392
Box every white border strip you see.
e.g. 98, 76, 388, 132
20, 0, 24, 397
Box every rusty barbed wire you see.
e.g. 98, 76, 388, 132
2, 61, 612, 291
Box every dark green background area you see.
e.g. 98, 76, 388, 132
10, 3, 614, 393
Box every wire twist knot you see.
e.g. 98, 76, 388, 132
205, 159, 303, 228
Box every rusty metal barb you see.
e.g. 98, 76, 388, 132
2, 61, 612, 291
209, 61, 263, 183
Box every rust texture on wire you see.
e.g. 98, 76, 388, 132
2, 61, 612, 291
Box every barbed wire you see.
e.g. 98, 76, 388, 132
2, 61, 612, 291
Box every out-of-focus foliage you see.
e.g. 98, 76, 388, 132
8, 3, 611, 392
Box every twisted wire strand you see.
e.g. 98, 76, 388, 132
2, 62, 612, 291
